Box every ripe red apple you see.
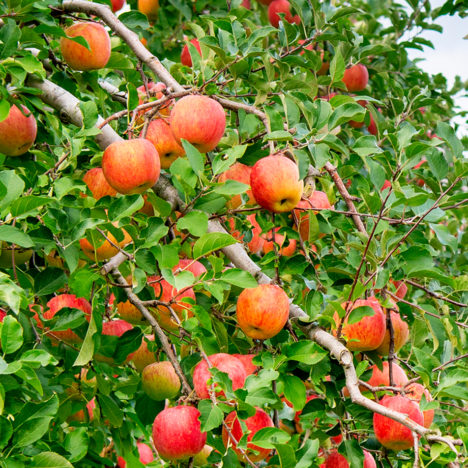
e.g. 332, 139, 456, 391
391, 280, 408, 299
60, 22, 111, 71
268, 0, 301, 28
262, 228, 297, 256
138, 0, 159, 20
193, 353, 246, 399
333, 297, 386, 352
149, 277, 195, 331
367, 361, 409, 389
218, 162, 255, 209
117, 442, 153, 467
241, 0, 251, 7
146, 118, 185, 169
79, 223, 132, 261
153, 406, 206, 460
0, 104, 37, 156
373, 395, 424, 450
322, 449, 376, 468
137, 82, 172, 117
236, 284, 289, 340
102, 139, 160, 194
232, 354, 257, 376
293, 190, 333, 241
250, 154, 304, 213
342, 64, 369, 92
406, 383, 434, 428
142, 361, 181, 401
381, 179, 391, 191
222, 408, 274, 462
181, 38, 202, 67
117, 299, 143, 324
83, 168, 117, 200
0, 309, 6, 322
375, 310, 409, 356
173, 259, 207, 278
102, 319, 133, 337
170, 95, 226, 153
127, 335, 157, 372
111, 0, 126, 12
34, 294, 91, 344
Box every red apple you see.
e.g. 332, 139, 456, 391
375, 310, 409, 356
142, 361, 181, 401
222, 408, 274, 462
83, 168, 117, 200
391, 280, 408, 299
60, 22, 111, 71
148, 277, 195, 331
342, 64, 369, 92
241, 0, 251, 7
293, 190, 333, 241
127, 335, 157, 372
111, 0, 126, 12
0, 104, 37, 156
153, 406, 206, 460
232, 354, 257, 376
333, 297, 386, 352
367, 361, 409, 389
138, 0, 159, 21
381, 179, 391, 191
137, 82, 172, 118
170, 95, 226, 153
268, 0, 301, 28
34, 294, 91, 344
228, 214, 265, 254
218, 162, 255, 209
146, 118, 185, 169
117, 442, 153, 467
262, 228, 297, 256
406, 383, 434, 428
236, 284, 289, 340
102, 139, 160, 194
181, 38, 202, 67
323, 449, 376, 468
193, 353, 246, 399
373, 395, 424, 450
250, 154, 303, 213
102, 319, 133, 337
0, 309, 6, 322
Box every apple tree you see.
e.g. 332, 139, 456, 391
0, 0, 466, 466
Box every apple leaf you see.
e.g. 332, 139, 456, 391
193, 233, 237, 259
31, 452, 74, 468
0, 315, 23, 355
250, 427, 290, 449
219, 269, 257, 288
347, 306, 375, 325
176, 210, 208, 237
282, 375, 306, 412
198, 399, 224, 432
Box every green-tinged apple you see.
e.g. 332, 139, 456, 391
262, 228, 297, 256
34, 294, 91, 344
0, 104, 37, 156
193, 353, 246, 399
373, 395, 424, 450
218, 162, 255, 209
117, 442, 153, 467
142, 361, 181, 401
83, 168, 117, 200
250, 154, 303, 213
117, 299, 143, 323
181, 38, 202, 67
193, 445, 213, 466
333, 297, 386, 352
0, 242, 33, 268
138, 0, 159, 20
79, 223, 132, 261
342, 64, 369, 92
406, 383, 434, 428
322, 449, 376, 468
60, 22, 111, 71
149, 276, 195, 331
102, 139, 160, 194
376, 310, 409, 356
170, 95, 226, 153
268, 0, 301, 28
236, 284, 289, 340
152, 406, 206, 460
222, 408, 274, 462
293, 190, 333, 241
146, 118, 185, 169
232, 354, 257, 376
127, 335, 157, 372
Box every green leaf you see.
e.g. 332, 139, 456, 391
0, 225, 33, 248
118, 11, 150, 31
212, 145, 247, 175
282, 341, 327, 365
193, 232, 237, 259
353, 136, 382, 157
265, 130, 293, 141
80, 101, 98, 128
426, 148, 448, 180
0, 315, 23, 354
282, 375, 306, 411
0, 383, 4, 415
310, 143, 330, 169
31, 452, 74, 468
0, 416, 12, 450
97, 394, 123, 427
328, 103, 366, 130
329, 49, 345, 83
14, 416, 53, 447
177, 210, 209, 237
213, 180, 250, 196
35, 268, 67, 296
198, 399, 224, 432
108, 194, 144, 221
251, 427, 290, 449
347, 305, 375, 324
0, 100, 10, 122
220, 269, 257, 288
435, 122, 463, 157
181, 139, 205, 173
275, 443, 297, 468
0, 170, 25, 215
338, 439, 365, 468
73, 311, 97, 367
10, 196, 51, 217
